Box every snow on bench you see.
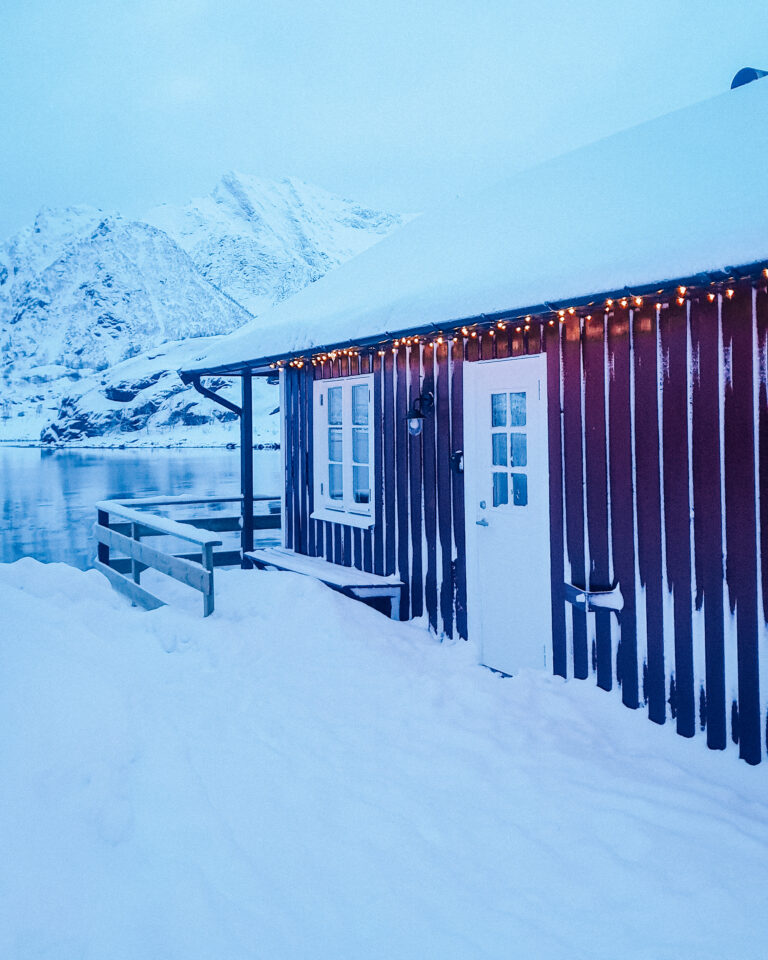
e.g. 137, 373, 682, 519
246, 547, 403, 620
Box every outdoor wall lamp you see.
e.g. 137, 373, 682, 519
406, 391, 434, 437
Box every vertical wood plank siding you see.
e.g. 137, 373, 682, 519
545, 322, 568, 679
436, 341, 454, 636
280, 280, 765, 762
690, 296, 726, 749
422, 345, 439, 631
562, 316, 589, 680
722, 288, 761, 764
633, 305, 667, 724
660, 302, 695, 737
409, 345, 424, 619
607, 310, 639, 709
395, 346, 410, 618
584, 314, 612, 690
451, 336, 468, 639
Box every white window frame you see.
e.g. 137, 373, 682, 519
311, 374, 375, 529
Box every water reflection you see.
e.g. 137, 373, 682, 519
1, 447, 281, 570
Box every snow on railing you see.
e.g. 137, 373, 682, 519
94, 494, 280, 616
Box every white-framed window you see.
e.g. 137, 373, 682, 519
311, 374, 375, 528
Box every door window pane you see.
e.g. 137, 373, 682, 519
492, 471, 508, 506
352, 427, 369, 464
352, 384, 369, 425
510, 432, 527, 467
353, 465, 370, 503
509, 392, 526, 426
491, 393, 507, 427
512, 473, 528, 506
492, 432, 507, 466
328, 427, 343, 462
328, 386, 343, 425
329, 463, 343, 500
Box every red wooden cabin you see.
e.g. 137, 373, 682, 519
182, 75, 768, 764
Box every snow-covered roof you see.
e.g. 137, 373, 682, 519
184, 78, 768, 375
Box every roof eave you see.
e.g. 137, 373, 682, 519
179, 258, 768, 378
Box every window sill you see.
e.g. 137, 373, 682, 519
310, 507, 375, 529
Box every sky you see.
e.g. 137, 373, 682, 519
2, 0, 768, 238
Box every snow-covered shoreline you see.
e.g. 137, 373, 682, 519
0, 439, 279, 449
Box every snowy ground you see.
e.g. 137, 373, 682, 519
1, 559, 767, 960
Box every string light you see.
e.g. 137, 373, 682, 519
277, 273, 765, 373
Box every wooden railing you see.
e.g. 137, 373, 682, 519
94, 495, 280, 616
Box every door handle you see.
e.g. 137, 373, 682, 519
476, 518, 489, 527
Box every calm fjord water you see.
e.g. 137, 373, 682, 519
1, 447, 281, 570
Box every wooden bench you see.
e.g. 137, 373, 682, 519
246, 547, 403, 620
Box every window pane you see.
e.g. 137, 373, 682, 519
328, 427, 343, 462
352, 384, 369, 425
329, 463, 343, 500
512, 473, 528, 506
352, 427, 369, 464
510, 432, 527, 467
492, 471, 508, 506
509, 392, 526, 426
492, 432, 507, 466
353, 465, 370, 504
328, 386, 343, 425
491, 393, 506, 427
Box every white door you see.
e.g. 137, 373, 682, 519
464, 354, 552, 675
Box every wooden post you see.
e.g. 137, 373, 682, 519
131, 521, 142, 584
97, 508, 110, 566
241, 372, 254, 563
202, 542, 215, 616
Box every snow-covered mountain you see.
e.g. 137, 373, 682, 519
147, 172, 406, 315
0, 177, 409, 446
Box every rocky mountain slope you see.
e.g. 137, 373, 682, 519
0, 177, 408, 445
146, 172, 405, 315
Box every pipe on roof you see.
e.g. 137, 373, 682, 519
731, 67, 768, 89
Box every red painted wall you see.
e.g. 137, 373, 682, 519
283, 281, 767, 763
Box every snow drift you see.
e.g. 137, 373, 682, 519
1, 558, 767, 959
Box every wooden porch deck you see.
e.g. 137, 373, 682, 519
246, 547, 404, 620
